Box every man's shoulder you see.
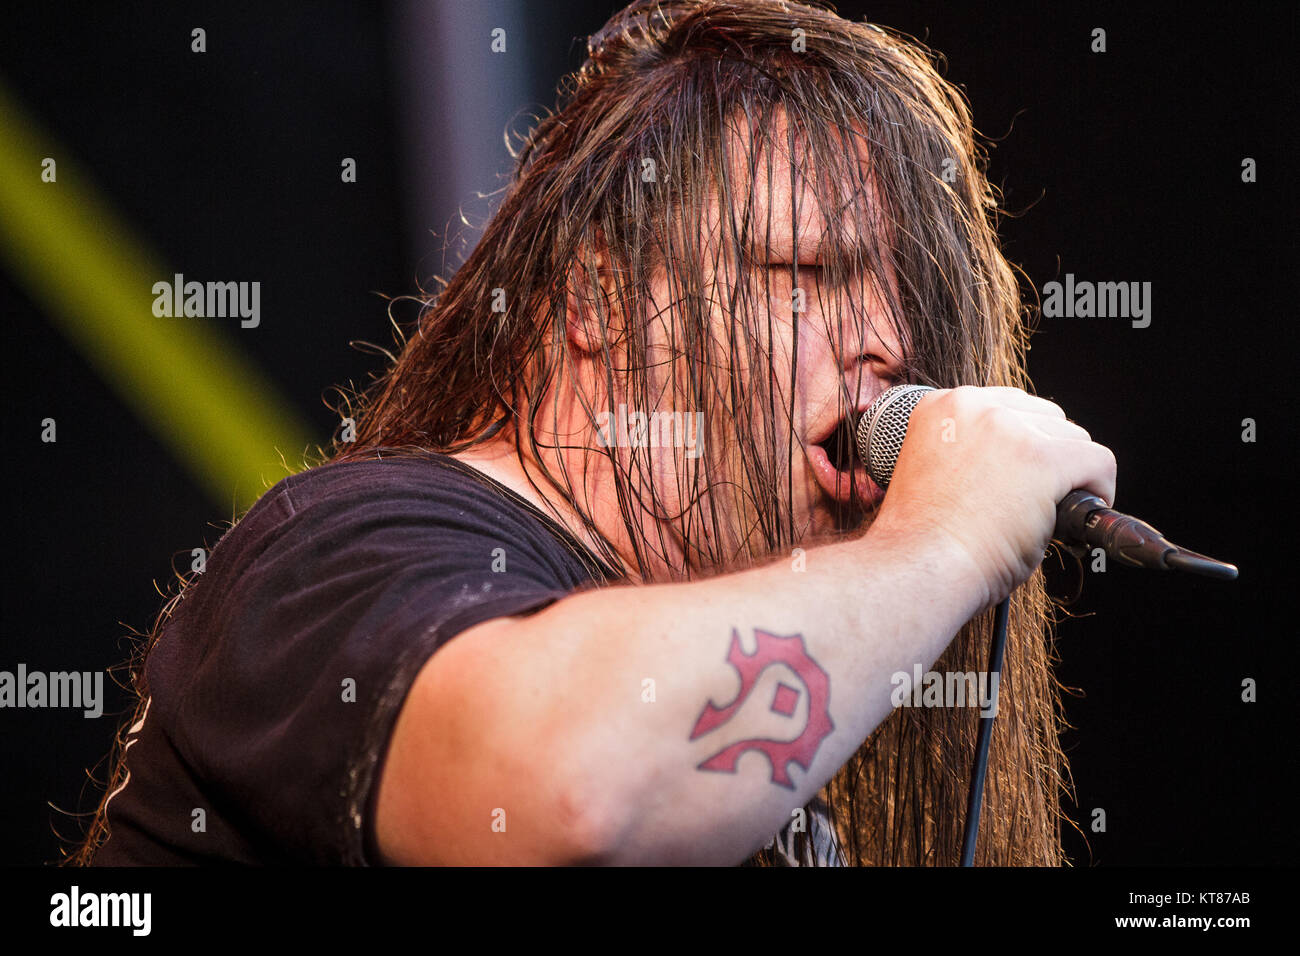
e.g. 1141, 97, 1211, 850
188, 453, 459, 570
267, 450, 487, 511
232, 450, 533, 536
218, 449, 616, 586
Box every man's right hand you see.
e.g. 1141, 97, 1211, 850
869, 385, 1118, 610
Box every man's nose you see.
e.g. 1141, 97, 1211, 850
842, 314, 905, 385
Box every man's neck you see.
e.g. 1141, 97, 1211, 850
446, 438, 650, 583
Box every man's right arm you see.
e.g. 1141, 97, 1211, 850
373, 386, 1116, 865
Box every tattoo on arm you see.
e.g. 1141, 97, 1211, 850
689, 628, 834, 790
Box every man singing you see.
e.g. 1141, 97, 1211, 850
78, 0, 1114, 866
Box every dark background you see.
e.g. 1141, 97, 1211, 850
2, 1, 1294, 866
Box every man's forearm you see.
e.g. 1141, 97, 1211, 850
511, 519, 986, 864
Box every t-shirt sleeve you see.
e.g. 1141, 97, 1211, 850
145, 458, 605, 864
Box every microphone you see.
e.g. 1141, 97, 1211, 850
855, 384, 1238, 580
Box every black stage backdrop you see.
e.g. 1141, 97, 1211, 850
2, 0, 1294, 874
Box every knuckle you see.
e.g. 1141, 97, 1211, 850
944, 385, 977, 408
1103, 445, 1118, 474
980, 403, 1016, 432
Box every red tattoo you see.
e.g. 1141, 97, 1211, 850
690, 628, 834, 790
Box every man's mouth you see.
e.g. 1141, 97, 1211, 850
820, 416, 857, 472
806, 412, 885, 507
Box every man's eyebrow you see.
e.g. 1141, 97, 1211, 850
750, 233, 878, 266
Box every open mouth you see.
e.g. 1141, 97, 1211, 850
807, 412, 884, 507
819, 416, 858, 472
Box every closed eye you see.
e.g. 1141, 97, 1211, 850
767, 262, 825, 277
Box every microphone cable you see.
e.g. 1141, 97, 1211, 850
960, 596, 1008, 866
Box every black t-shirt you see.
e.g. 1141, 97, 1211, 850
93, 452, 618, 865
92, 451, 842, 866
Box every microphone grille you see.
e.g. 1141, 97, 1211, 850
856, 384, 934, 489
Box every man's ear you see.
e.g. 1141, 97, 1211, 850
564, 236, 619, 355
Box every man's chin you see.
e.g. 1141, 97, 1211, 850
806, 493, 874, 537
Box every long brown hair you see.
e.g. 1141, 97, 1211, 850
73, 0, 1070, 865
